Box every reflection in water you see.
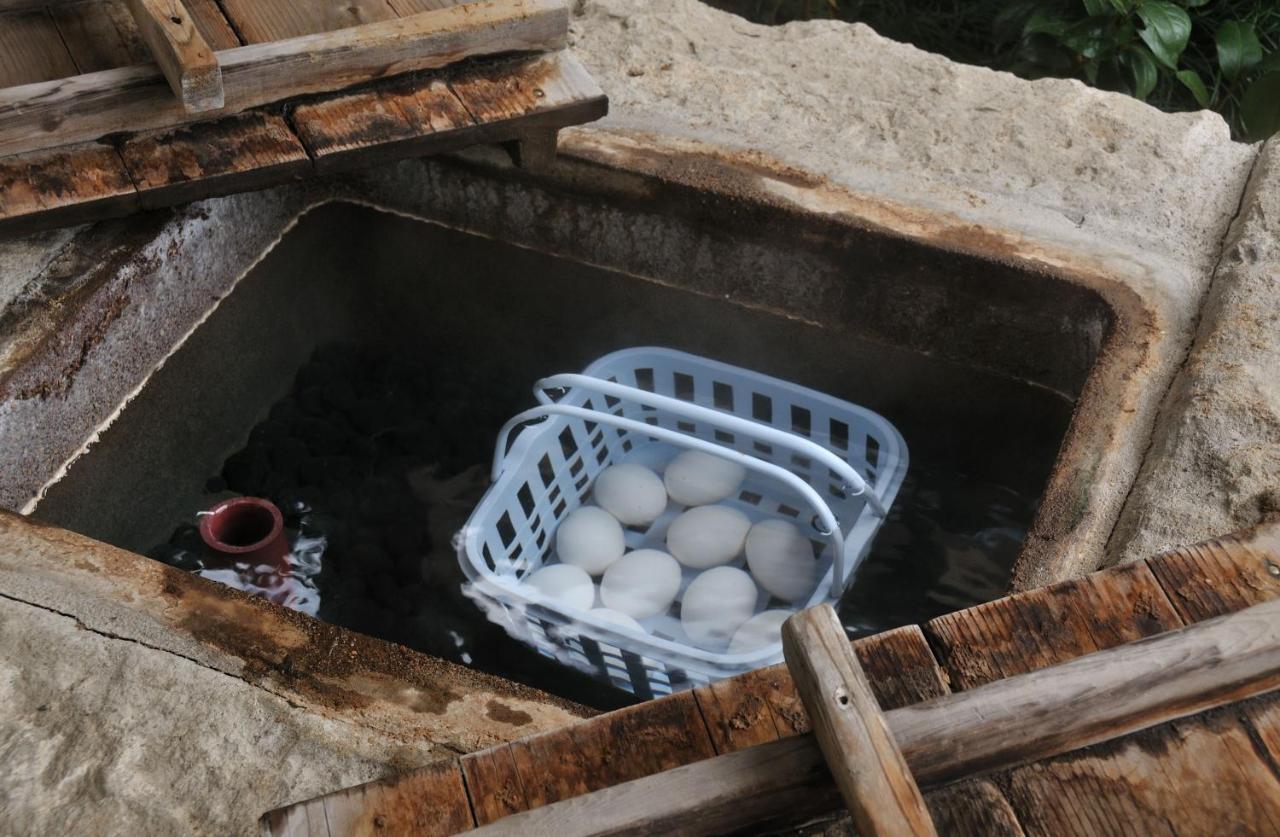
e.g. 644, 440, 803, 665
148, 341, 1055, 710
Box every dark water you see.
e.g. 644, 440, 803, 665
148, 341, 1057, 710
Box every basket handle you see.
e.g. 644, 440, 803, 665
493, 403, 854, 591
534, 373, 886, 518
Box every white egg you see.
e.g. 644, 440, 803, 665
666, 504, 751, 569
745, 519, 820, 603
555, 506, 626, 575
590, 608, 647, 633
592, 463, 668, 526
599, 549, 683, 619
663, 450, 746, 506
680, 566, 758, 650
524, 564, 595, 611
728, 609, 791, 654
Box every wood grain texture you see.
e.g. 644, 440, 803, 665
118, 110, 309, 206
853, 624, 951, 710
782, 605, 936, 837
1146, 520, 1280, 624
0, 140, 136, 234
260, 760, 473, 837
125, 0, 223, 110
693, 625, 945, 756
290, 75, 474, 172
510, 690, 715, 811
1240, 692, 1280, 776
50, 0, 237, 72
0, 9, 79, 86
925, 560, 1183, 690
469, 733, 842, 837
998, 710, 1280, 836
386, 0, 465, 14
0, 0, 570, 158
447, 48, 605, 133
695, 665, 799, 754
463, 598, 1280, 836
924, 780, 1024, 837
292, 51, 603, 174
460, 747, 527, 827
219, 0, 397, 43
893, 596, 1280, 784
50, 0, 151, 72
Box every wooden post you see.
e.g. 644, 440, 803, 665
505, 129, 559, 170
125, 0, 224, 112
782, 605, 936, 837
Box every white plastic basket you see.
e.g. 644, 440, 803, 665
457, 347, 907, 698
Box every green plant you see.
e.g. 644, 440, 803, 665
996, 0, 1280, 139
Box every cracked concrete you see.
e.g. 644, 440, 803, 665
0, 0, 1277, 833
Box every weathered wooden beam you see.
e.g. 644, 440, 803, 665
124, 0, 224, 111
0, 0, 568, 158
782, 605, 935, 837
467, 597, 1280, 836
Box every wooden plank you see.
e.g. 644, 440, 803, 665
503, 690, 715, 813
0, 0, 570, 158
1146, 521, 1280, 624
0, 9, 79, 86
925, 560, 1183, 690
260, 760, 474, 837
125, 0, 223, 111
387, 0, 466, 14
999, 710, 1280, 835
693, 625, 944, 756
51, 0, 238, 72
460, 747, 527, 827
924, 780, 1024, 837
290, 75, 475, 173
1241, 693, 1280, 776
50, 0, 151, 72
447, 48, 607, 136
0, 140, 136, 235
219, 0, 398, 43
117, 110, 310, 207
782, 605, 936, 837
853, 624, 951, 710
465, 598, 1280, 835
292, 50, 604, 174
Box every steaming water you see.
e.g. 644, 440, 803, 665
144, 340, 1063, 710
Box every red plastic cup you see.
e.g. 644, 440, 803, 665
198, 497, 288, 568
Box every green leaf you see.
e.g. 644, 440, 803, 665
1024, 8, 1073, 39
1082, 0, 1108, 15
1217, 20, 1263, 81
1183, 0, 1210, 6
993, 1, 1041, 45
1107, 0, 1132, 11
1241, 72, 1280, 141
1123, 47, 1159, 99
1137, 1, 1191, 70
1176, 68, 1211, 108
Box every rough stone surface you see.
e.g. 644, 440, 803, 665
568, 0, 1255, 287
0, 595, 443, 836
1109, 138, 1280, 563
0, 227, 81, 319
